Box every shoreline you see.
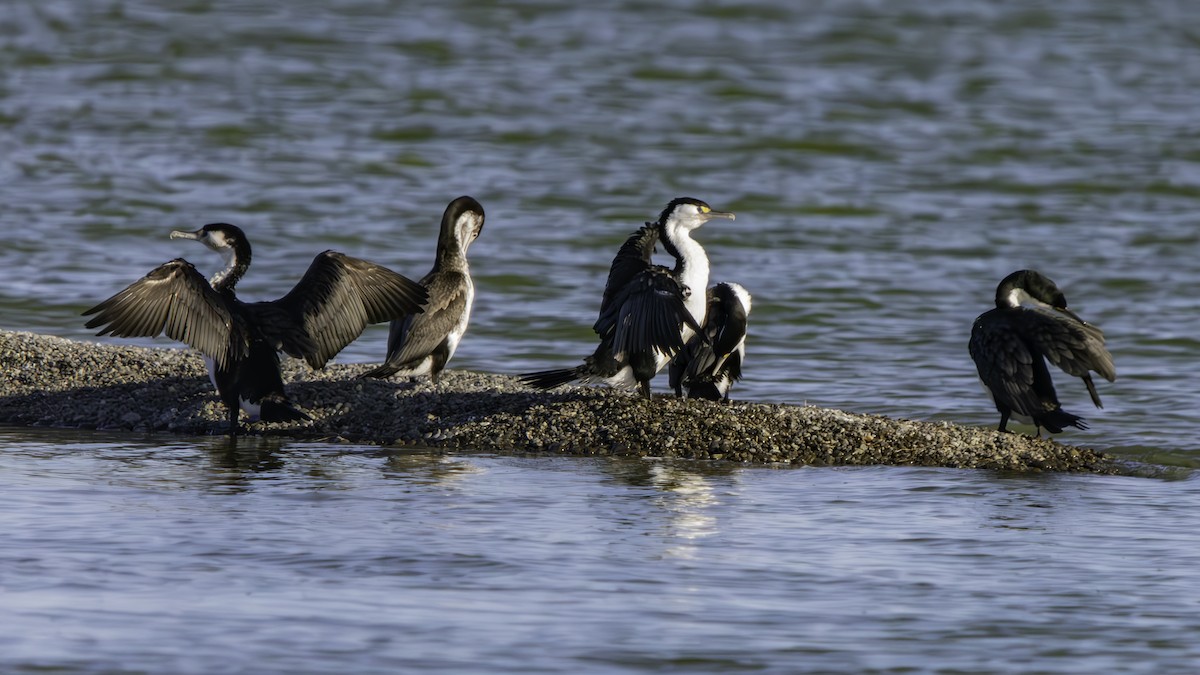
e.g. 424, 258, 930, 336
0, 329, 1123, 473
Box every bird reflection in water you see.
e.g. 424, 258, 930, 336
648, 463, 722, 560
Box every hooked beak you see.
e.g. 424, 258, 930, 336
169, 229, 201, 241
707, 210, 735, 221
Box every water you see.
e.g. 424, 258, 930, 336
2, 427, 1198, 673
1, 0, 1199, 671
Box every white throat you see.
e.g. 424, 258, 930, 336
209, 248, 238, 288
670, 233, 710, 335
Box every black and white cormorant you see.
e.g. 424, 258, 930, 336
520, 197, 735, 399
669, 282, 752, 401
360, 196, 485, 384
968, 269, 1116, 434
83, 223, 429, 435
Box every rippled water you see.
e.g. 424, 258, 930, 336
2, 0, 1199, 671
2, 427, 1198, 673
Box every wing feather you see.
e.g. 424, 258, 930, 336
384, 270, 469, 367
273, 251, 429, 369
597, 269, 697, 359
82, 259, 237, 368
596, 224, 657, 324
1015, 305, 1116, 382
969, 310, 1048, 419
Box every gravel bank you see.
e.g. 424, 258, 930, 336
0, 330, 1120, 472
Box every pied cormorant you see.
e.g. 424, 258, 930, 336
83, 223, 428, 435
669, 281, 752, 401
361, 196, 485, 384
968, 269, 1115, 434
521, 197, 735, 399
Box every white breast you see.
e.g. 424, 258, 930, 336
443, 277, 474, 365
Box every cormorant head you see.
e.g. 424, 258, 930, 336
656, 197, 735, 235
170, 223, 252, 289
441, 196, 485, 256
170, 223, 251, 257
994, 269, 1067, 310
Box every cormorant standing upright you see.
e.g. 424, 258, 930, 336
361, 196, 485, 384
521, 197, 735, 399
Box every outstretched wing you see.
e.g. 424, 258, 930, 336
82, 258, 239, 369
969, 310, 1057, 419
273, 251, 429, 369
1013, 305, 1116, 382
596, 224, 658, 324
596, 268, 701, 360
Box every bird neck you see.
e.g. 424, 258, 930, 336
998, 286, 1054, 311
662, 222, 706, 277
211, 245, 250, 292
660, 222, 709, 327
434, 236, 469, 271
996, 271, 1065, 309
434, 210, 478, 272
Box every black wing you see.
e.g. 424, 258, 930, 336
595, 268, 701, 360
682, 342, 721, 385
596, 224, 657, 324
705, 290, 749, 376
969, 309, 1060, 419
1013, 305, 1115, 382
272, 251, 429, 369
82, 258, 239, 369
668, 345, 691, 395
678, 286, 750, 383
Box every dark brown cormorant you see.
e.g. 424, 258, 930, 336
360, 196, 485, 384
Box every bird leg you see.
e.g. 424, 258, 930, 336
227, 407, 240, 437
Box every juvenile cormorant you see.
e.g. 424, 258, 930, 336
83, 223, 428, 435
520, 197, 735, 399
968, 269, 1115, 434
360, 196, 485, 384
669, 282, 752, 401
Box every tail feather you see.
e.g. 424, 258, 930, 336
1082, 374, 1103, 409
1038, 407, 1087, 434
258, 395, 310, 423
359, 362, 401, 379
686, 382, 724, 401
520, 368, 582, 390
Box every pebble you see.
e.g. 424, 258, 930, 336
0, 329, 1122, 473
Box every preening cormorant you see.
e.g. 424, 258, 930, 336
968, 269, 1115, 434
669, 281, 752, 401
361, 196, 485, 384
